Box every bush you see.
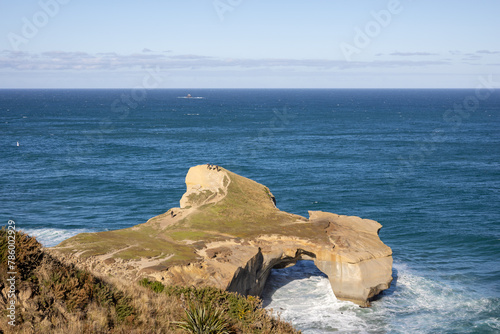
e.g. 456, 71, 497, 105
139, 279, 301, 333
176, 303, 230, 334
115, 295, 135, 322
140, 279, 262, 325
0, 227, 43, 280
0, 230, 137, 333
139, 277, 165, 293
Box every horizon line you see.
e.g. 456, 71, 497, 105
0, 87, 494, 90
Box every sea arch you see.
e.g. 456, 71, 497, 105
226, 245, 392, 307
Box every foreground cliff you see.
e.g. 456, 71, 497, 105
51, 165, 393, 307
0, 230, 298, 333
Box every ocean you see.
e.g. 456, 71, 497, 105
1, 89, 499, 333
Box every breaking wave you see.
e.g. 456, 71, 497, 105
263, 261, 499, 333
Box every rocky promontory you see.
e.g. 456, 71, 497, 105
50, 165, 393, 307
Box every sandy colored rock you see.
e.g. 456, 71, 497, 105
50, 165, 393, 307
180, 165, 230, 208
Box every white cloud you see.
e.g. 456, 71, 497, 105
476, 50, 500, 55
0, 50, 450, 72
389, 52, 439, 56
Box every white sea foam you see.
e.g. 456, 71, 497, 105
263, 261, 373, 333
374, 263, 499, 334
263, 261, 499, 333
21, 228, 93, 247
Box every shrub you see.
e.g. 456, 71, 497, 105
176, 303, 230, 334
139, 279, 300, 333
115, 295, 135, 322
0, 227, 43, 280
139, 277, 165, 293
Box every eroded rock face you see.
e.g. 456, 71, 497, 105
179, 165, 230, 208
308, 211, 393, 305
50, 165, 393, 307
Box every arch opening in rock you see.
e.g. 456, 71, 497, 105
261, 260, 331, 308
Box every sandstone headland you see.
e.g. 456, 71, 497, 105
50, 165, 393, 307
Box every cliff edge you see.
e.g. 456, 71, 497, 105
50, 165, 393, 307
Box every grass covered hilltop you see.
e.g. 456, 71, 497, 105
1, 165, 393, 333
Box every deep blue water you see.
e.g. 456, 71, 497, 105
1, 89, 499, 333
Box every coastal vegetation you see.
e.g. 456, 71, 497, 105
0, 229, 299, 333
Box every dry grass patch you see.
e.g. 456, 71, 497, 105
0, 230, 300, 334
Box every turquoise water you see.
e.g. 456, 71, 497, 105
1, 89, 499, 333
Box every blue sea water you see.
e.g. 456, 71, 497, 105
1, 89, 499, 333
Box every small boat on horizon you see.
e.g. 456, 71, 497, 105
177, 93, 204, 99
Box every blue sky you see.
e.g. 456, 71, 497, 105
0, 0, 499, 88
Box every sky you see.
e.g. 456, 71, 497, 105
0, 0, 499, 88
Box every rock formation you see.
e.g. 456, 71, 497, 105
50, 165, 393, 307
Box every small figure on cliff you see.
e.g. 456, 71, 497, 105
206, 164, 221, 171
171, 210, 175, 218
